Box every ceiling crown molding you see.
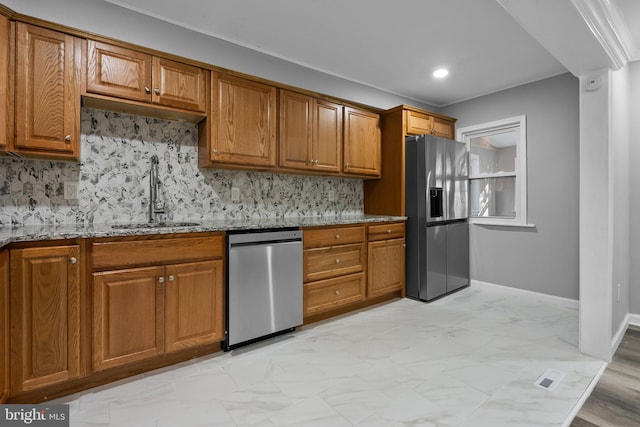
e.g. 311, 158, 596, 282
571, 0, 634, 69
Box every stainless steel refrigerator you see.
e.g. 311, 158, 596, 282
405, 134, 469, 301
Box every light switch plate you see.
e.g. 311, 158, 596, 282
64, 182, 78, 200
328, 190, 335, 202
231, 187, 240, 201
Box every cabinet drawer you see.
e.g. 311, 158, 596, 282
304, 273, 365, 317
368, 222, 405, 241
303, 225, 365, 249
91, 235, 224, 270
304, 243, 365, 282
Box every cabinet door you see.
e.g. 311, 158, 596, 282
86, 40, 152, 103
0, 250, 8, 402
367, 238, 405, 297
93, 266, 165, 371
0, 16, 12, 152
313, 99, 342, 173
432, 115, 455, 139
15, 23, 80, 159
343, 107, 381, 177
165, 260, 224, 352
211, 73, 277, 167
10, 245, 81, 393
406, 110, 433, 135
279, 90, 313, 170
152, 57, 206, 112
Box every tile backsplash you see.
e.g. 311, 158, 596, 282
0, 108, 363, 227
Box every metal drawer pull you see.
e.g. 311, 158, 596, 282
335, 234, 340, 239
69, 257, 77, 264
158, 276, 165, 283
386, 229, 392, 233
335, 259, 340, 264
335, 290, 340, 296
168, 275, 175, 281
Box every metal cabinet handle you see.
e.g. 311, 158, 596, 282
335, 290, 340, 296
335, 259, 340, 264
154, 88, 160, 95
145, 86, 151, 94
335, 234, 340, 239
64, 135, 72, 143
314, 160, 319, 165
158, 276, 165, 284
386, 229, 392, 234
213, 148, 219, 155
69, 257, 77, 264
168, 275, 175, 281
345, 163, 350, 168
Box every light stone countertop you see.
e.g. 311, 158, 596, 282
0, 215, 407, 248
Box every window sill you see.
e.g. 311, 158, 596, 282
471, 220, 536, 229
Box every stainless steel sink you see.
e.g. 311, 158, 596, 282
111, 222, 201, 230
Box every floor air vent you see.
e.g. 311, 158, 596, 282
534, 368, 565, 392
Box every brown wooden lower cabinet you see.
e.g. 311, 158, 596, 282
367, 238, 405, 297
92, 266, 165, 371
9, 245, 81, 394
304, 272, 366, 316
165, 260, 224, 352
1, 250, 9, 403
92, 259, 224, 372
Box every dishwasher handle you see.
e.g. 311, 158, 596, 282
228, 229, 302, 246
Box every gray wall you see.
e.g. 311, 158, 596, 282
10, 0, 435, 112
441, 73, 580, 300
630, 61, 640, 315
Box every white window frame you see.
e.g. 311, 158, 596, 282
457, 115, 530, 227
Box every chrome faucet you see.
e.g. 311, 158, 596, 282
149, 155, 165, 222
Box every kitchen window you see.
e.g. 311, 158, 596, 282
457, 115, 529, 227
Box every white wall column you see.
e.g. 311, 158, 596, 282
578, 70, 613, 361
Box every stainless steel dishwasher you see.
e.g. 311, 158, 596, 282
224, 228, 303, 350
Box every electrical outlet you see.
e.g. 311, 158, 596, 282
64, 181, 78, 200
328, 190, 335, 202
231, 187, 240, 201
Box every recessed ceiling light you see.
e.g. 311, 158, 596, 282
433, 68, 449, 78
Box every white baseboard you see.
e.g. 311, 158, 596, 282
630, 313, 640, 327
471, 280, 579, 309
611, 313, 631, 356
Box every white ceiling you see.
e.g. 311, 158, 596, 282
106, 0, 639, 107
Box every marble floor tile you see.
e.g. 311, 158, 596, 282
53, 286, 604, 427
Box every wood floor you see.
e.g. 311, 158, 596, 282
571, 325, 640, 426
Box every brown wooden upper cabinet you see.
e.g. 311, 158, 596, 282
14, 23, 81, 160
199, 73, 277, 168
86, 40, 207, 113
279, 90, 342, 174
0, 15, 11, 153
343, 107, 381, 177
406, 109, 455, 139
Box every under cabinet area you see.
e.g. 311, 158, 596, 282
9, 244, 81, 395
84, 40, 208, 115
90, 234, 224, 371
